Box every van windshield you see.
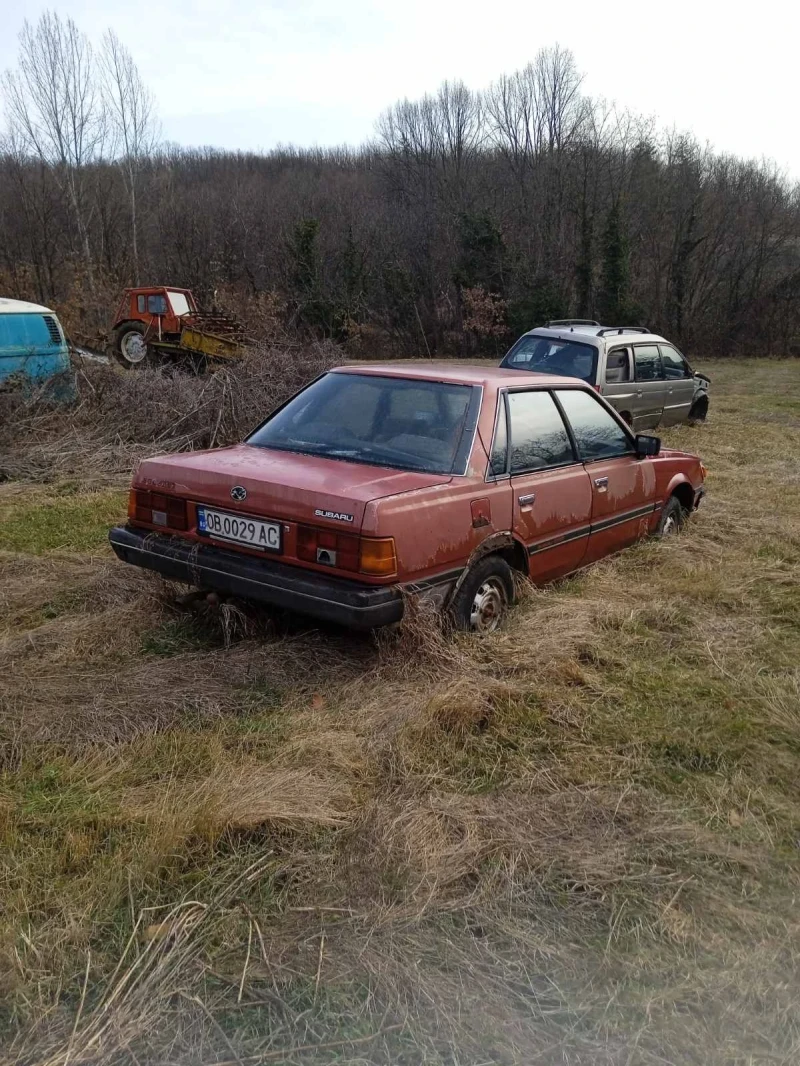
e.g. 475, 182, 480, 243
247, 372, 478, 475
502, 335, 598, 384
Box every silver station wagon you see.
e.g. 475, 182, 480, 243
499, 321, 710, 430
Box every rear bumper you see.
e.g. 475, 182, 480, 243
109, 526, 404, 629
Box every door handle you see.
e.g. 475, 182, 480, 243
594, 477, 609, 490
518, 493, 536, 507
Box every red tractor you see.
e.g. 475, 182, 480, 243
109, 286, 248, 369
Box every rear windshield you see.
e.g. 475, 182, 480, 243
247, 372, 479, 475
501, 334, 598, 384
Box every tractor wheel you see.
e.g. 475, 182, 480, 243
113, 323, 151, 369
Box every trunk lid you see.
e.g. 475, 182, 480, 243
134, 443, 452, 529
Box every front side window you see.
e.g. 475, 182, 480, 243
659, 344, 690, 379
147, 294, 168, 314
507, 390, 575, 474
247, 372, 478, 475
555, 389, 634, 461
605, 347, 631, 383
634, 344, 663, 382
502, 335, 598, 384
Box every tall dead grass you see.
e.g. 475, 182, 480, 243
0, 342, 339, 483
2, 360, 800, 1064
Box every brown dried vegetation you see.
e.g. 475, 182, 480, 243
0, 358, 799, 1064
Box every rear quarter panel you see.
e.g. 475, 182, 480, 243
364, 382, 513, 582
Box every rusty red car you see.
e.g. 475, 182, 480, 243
109, 364, 706, 632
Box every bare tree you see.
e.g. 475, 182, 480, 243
100, 29, 159, 282
2, 11, 105, 291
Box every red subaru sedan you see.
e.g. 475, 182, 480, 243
110, 364, 705, 632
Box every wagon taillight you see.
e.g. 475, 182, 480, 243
128, 489, 188, 530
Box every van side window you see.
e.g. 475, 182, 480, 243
659, 345, 691, 379
605, 347, 631, 383
634, 345, 663, 381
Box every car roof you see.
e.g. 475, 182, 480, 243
333, 363, 589, 389
519, 326, 668, 346
0, 297, 56, 315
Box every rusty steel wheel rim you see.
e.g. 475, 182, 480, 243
469, 578, 506, 633
121, 332, 147, 363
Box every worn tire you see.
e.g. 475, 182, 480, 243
450, 555, 514, 633
113, 322, 150, 369
688, 396, 708, 424
656, 495, 686, 537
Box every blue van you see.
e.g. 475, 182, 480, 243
0, 297, 73, 394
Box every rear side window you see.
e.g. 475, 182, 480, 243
0, 314, 63, 351
555, 389, 633, 461
507, 390, 575, 474
634, 345, 663, 381
604, 347, 631, 383
659, 344, 691, 379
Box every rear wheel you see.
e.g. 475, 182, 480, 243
450, 556, 514, 633
113, 323, 150, 369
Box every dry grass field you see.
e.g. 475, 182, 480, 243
1, 358, 799, 1065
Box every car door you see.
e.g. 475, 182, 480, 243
658, 344, 695, 425
499, 388, 593, 581
632, 344, 667, 429
599, 345, 638, 424
554, 388, 657, 565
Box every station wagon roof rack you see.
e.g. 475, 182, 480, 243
545, 319, 600, 327
596, 326, 650, 336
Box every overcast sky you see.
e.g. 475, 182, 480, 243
2, 0, 799, 177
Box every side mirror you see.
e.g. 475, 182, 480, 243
635, 433, 661, 458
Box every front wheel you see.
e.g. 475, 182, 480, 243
688, 397, 709, 424
450, 556, 514, 633
656, 496, 686, 537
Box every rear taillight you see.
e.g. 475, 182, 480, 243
128, 488, 188, 530
359, 537, 397, 576
296, 525, 397, 577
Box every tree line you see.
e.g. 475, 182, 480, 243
1, 13, 799, 357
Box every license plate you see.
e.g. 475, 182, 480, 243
197, 506, 282, 552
